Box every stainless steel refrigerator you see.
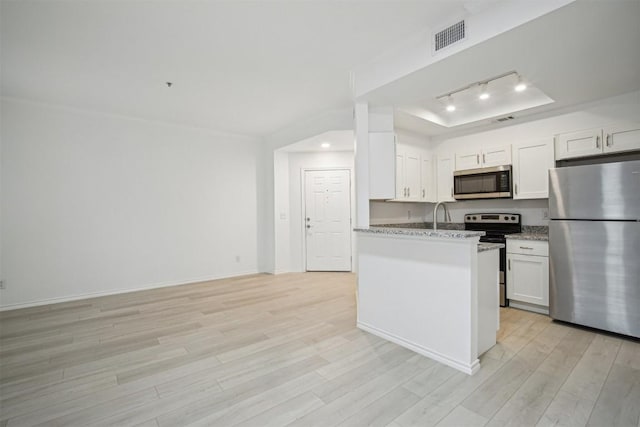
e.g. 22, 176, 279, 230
549, 160, 640, 338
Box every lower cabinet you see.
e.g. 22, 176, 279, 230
507, 239, 549, 314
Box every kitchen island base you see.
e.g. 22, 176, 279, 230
356, 228, 500, 375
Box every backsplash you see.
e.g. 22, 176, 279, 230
370, 199, 550, 226
522, 225, 548, 234
372, 222, 465, 230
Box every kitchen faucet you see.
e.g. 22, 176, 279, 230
432, 201, 451, 230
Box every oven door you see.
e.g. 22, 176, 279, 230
454, 165, 512, 200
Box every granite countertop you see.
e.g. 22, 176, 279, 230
478, 242, 505, 252
355, 227, 485, 240
505, 233, 548, 241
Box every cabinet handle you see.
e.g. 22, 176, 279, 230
519, 246, 534, 250
476, 154, 480, 164
606, 134, 612, 147
515, 184, 518, 195
408, 188, 410, 197
508, 259, 511, 270
422, 189, 425, 198
483, 153, 486, 164
596, 135, 600, 148
404, 187, 407, 197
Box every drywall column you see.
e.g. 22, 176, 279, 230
354, 102, 370, 227
273, 151, 290, 273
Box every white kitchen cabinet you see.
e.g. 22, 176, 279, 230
420, 150, 435, 202
507, 240, 549, 313
555, 128, 603, 160
368, 132, 396, 200
395, 143, 421, 201
512, 138, 555, 200
555, 123, 640, 160
436, 153, 455, 202
455, 145, 512, 171
603, 123, 640, 154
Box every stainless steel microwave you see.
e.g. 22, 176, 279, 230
453, 165, 512, 200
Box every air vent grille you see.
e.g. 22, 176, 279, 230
495, 115, 515, 122
434, 20, 465, 52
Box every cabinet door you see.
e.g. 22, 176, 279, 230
512, 138, 554, 200
482, 145, 512, 167
436, 154, 455, 202
603, 123, 640, 154
507, 253, 549, 306
420, 152, 434, 202
405, 150, 421, 201
395, 150, 405, 200
455, 149, 481, 171
368, 132, 396, 200
555, 128, 603, 160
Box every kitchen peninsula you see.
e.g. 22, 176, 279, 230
354, 227, 501, 375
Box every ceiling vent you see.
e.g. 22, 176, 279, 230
495, 115, 516, 123
433, 20, 466, 53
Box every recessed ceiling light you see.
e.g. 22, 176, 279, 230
514, 74, 527, 92
321, 142, 331, 148
478, 83, 490, 100
446, 95, 456, 112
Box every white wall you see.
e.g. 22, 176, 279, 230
1, 98, 261, 309
285, 151, 355, 272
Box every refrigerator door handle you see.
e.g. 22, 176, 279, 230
595, 135, 600, 148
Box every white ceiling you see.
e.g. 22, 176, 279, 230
1, 0, 480, 137
279, 130, 354, 153
365, 0, 640, 136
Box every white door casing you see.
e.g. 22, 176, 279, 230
304, 169, 352, 271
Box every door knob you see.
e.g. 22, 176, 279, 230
306, 225, 311, 229
306, 217, 310, 221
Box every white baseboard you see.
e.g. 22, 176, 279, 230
0, 269, 260, 312
509, 300, 549, 315
357, 321, 480, 375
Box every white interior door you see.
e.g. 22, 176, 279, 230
304, 169, 351, 271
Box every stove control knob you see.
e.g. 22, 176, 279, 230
511, 216, 516, 220
473, 216, 477, 220
504, 216, 509, 220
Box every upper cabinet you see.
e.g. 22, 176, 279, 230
436, 153, 456, 202
395, 143, 422, 201
368, 132, 396, 200
368, 131, 434, 203
555, 128, 602, 160
455, 145, 512, 171
555, 123, 640, 160
603, 123, 640, 154
512, 138, 555, 200
420, 151, 434, 202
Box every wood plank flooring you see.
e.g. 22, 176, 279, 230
1, 272, 638, 426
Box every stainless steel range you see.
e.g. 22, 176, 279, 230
465, 213, 522, 307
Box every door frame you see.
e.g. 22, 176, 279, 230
301, 167, 354, 272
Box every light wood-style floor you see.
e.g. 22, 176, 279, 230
0, 272, 638, 427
